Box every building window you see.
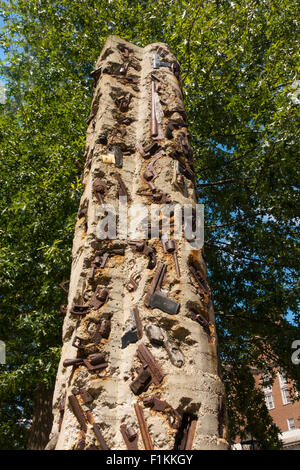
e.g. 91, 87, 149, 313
287, 418, 295, 430
281, 387, 291, 405
278, 372, 288, 387
278, 372, 291, 405
262, 373, 272, 393
264, 393, 275, 410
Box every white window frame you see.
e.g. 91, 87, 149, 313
278, 372, 288, 387
278, 371, 291, 405
264, 392, 275, 410
281, 386, 291, 405
262, 373, 272, 393
287, 418, 295, 430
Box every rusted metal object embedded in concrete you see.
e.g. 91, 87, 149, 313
120, 424, 139, 450
144, 262, 180, 314
128, 240, 157, 269
134, 403, 154, 450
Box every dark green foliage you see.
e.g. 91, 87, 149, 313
0, 0, 299, 449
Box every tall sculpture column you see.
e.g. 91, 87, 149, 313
48, 36, 229, 451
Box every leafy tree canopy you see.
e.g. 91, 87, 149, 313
0, 0, 299, 449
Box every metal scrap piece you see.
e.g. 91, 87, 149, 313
132, 306, 143, 340
137, 343, 164, 385
120, 425, 139, 450
79, 389, 94, 404
126, 274, 140, 292
86, 411, 109, 450
144, 262, 180, 315
134, 403, 154, 450
90, 287, 109, 310
68, 395, 87, 433
93, 178, 107, 205
128, 241, 156, 269
130, 365, 152, 395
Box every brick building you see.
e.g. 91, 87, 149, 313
233, 368, 300, 450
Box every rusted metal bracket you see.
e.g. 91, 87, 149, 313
142, 166, 157, 191
185, 418, 197, 450
90, 287, 109, 310
128, 240, 157, 269
83, 352, 108, 372
89, 249, 124, 280
151, 72, 166, 83
91, 248, 125, 272
172, 157, 195, 183
70, 301, 89, 316
143, 394, 169, 411
177, 132, 193, 159
91, 323, 102, 345
134, 403, 154, 450
102, 61, 129, 78
63, 358, 84, 368
120, 424, 139, 450
99, 319, 111, 339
